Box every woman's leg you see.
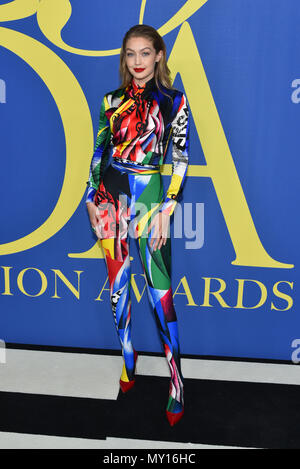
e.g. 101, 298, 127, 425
95, 165, 136, 382
137, 233, 184, 413
100, 236, 137, 382
132, 172, 184, 413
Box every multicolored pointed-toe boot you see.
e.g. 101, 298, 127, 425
119, 349, 138, 393
165, 380, 184, 426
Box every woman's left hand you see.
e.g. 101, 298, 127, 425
148, 211, 170, 251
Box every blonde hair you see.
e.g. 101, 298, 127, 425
119, 24, 173, 94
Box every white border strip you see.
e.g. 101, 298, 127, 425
0, 349, 299, 401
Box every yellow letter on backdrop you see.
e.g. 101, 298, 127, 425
167, 22, 293, 269
0, 27, 94, 255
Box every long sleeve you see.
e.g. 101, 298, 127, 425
159, 93, 190, 216
86, 94, 111, 203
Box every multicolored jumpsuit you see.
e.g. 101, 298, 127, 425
86, 76, 189, 415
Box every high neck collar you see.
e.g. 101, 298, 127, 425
128, 76, 156, 99
132, 78, 146, 94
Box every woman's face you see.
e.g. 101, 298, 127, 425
125, 36, 163, 86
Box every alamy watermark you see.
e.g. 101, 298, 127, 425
93, 197, 204, 250
291, 339, 300, 364
0, 339, 6, 364
0, 79, 6, 103
174, 202, 204, 250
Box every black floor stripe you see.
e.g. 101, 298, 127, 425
0, 391, 109, 440
1, 375, 300, 448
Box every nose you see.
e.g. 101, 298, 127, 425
134, 53, 141, 65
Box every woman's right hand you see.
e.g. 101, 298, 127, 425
86, 202, 101, 237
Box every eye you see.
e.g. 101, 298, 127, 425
142, 52, 150, 56
126, 52, 134, 57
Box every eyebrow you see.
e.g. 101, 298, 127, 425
125, 47, 152, 51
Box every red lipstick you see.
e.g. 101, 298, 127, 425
134, 68, 145, 73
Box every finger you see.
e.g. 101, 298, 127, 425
158, 237, 164, 250
149, 235, 156, 250
157, 237, 164, 250
153, 236, 161, 251
153, 228, 162, 250
149, 232, 156, 248
150, 235, 159, 249
95, 206, 102, 221
148, 215, 157, 233
162, 230, 169, 242
149, 225, 159, 245
95, 227, 102, 239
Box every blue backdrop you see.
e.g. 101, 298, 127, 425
0, 0, 298, 360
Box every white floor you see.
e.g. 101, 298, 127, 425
0, 348, 296, 449
0, 349, 298, 400
0, 432, 246, 449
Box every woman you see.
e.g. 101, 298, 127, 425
86, 24, 189, 427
